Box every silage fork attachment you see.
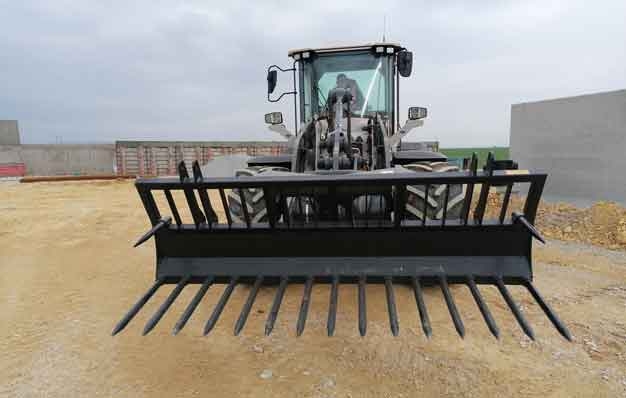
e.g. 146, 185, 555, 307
113, 159, 571, 341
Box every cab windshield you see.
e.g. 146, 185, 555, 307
299, 52, 393, 123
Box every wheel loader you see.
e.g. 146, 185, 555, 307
113, 43, 571, 341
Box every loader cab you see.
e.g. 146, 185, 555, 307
267, 43, 412, 136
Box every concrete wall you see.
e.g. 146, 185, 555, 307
0, 144, 115, 176
1, 139, 440, 178
0, 145, 24, 163
0, 141, 292, 177
0, 120, 20, 145
510, 89, 626, 204
0, 145, 26, 177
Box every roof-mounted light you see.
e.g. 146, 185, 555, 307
386, 47, 394, 54
375, 46, 384, 53
293, 53, 301, 60
302, 52, 310, 59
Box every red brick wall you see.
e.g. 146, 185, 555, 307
0, 163, 26, 177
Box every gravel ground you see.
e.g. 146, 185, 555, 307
1, 180, 625, 397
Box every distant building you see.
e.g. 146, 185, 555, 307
0, 120, 20, 145
510, 89, 626, 204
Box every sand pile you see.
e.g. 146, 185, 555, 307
537, 201, 626, 249
482, 192, 626, 250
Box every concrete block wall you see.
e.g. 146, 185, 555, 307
0, 145, 26, 177
0, 144, 115, 176
0, 141, 290, 177
0, 145, 24, 163
510, 89, 626, 204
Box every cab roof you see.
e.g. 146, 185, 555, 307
288, 43, 404, 58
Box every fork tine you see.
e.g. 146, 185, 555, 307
439, 275, 465, 337
265, 277, 289, 336
112, 277, 165, 336
496, 278, 534, 340
143, 276, 190, 335
203, 277, 238, 335
234, 276, 264, 336
384, 277, 399, 336
296, 277, 314, 336
173, 276, 214, 335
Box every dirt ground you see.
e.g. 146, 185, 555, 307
1, 180, 626, 397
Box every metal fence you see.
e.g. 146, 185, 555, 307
115, 141, 287, 176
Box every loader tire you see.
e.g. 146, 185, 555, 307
404, 162, 465, 221
227, 166, 288, 224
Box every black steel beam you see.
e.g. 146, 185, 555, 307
137, 170, 547, 190
441, 184, 449, 226
523, 179, 545, 224
157, 255, 532, 285
422, 184, 429, 226
393, 185, 407, 228
499, 183, 513, 224
218, 189, 233, 227
238, 189, 251, 228
164, 190, 183, 227
136, 186, 161, 226
155, 223, 533, 261
461, 153, 478, 225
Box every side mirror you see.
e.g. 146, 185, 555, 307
267, 70, 277, 94
264, 112, 283, 125
397, 51, 413, 77
408, 107, 427, 120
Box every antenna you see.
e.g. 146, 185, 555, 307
382, 15, 387, 42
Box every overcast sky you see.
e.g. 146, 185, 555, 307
1, 0, 625, 146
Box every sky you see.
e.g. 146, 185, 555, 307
1, 0, 625, 146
